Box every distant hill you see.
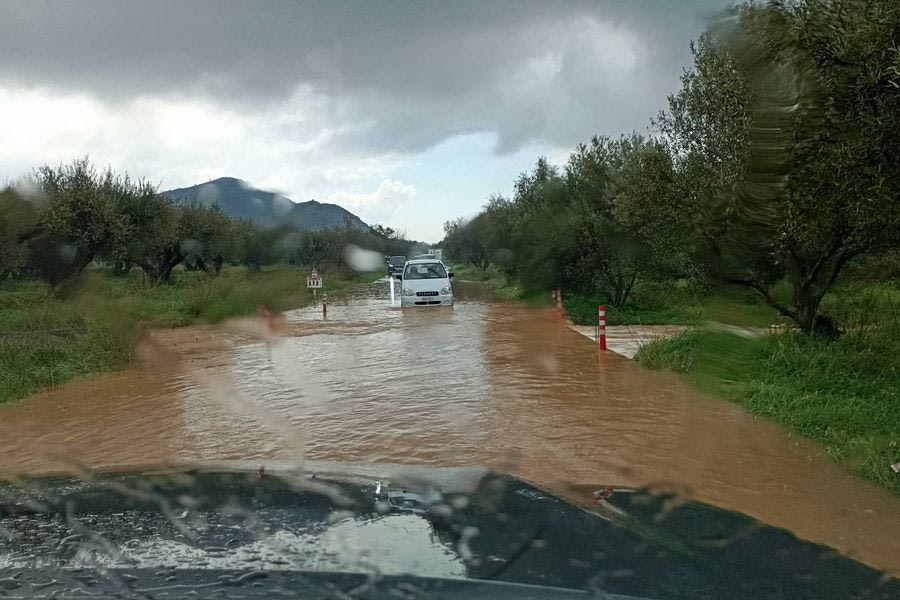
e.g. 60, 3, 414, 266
162, 177, 368, 231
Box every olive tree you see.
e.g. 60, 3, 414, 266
181, 204, 239, 275
113, 193, 185, 281
564, 136, 684, 304
0, 187, 38, 282
658, 1, 900, 335
28, 159, 128, 290
442, 216, 491, 270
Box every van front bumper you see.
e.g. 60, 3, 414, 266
401, 295, 453, 307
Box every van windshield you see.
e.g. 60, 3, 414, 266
403, 263, 447, 280
389, 256, 407, 266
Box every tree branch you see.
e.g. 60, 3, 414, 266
723, 276, 798, 322
805, 236, 846, 289
815, 248, 861, 306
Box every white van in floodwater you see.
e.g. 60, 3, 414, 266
400, 259, 454, 307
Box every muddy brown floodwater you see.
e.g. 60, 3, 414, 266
1, 279, 898, 575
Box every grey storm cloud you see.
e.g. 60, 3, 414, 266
0, 0, 729, 154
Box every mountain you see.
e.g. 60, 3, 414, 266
162, 177, 368, 231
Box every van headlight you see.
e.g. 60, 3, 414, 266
440, 286, 451, 295
402, 288, 414, 296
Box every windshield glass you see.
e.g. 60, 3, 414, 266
1, 0, 898, 597
403, 262, 447, 279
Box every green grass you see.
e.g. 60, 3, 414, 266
562, 280, 778, 328
0, 279, 141, 403
448, 263, 501, 283
634, 327, 704, 372
448, 262, 783, 328
635, 283, 900, 495
448, 264, 524, 301
0, 265, 378, 404
563, 291, 702, 326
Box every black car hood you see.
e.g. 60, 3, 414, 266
0, 461, 896, 599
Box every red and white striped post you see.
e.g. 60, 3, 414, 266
551, 288, 557, 307
323, 291, 328, 319
598, 305, 607, 351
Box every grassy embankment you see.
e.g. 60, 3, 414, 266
448, 264, 522, 300
556, 276, 898, 495
635, 283, 900, 495
0, 266, 379, 404
450, 263, 776, 325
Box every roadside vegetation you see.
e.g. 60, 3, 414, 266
636, 283, 900, 495
0, 159, 420, 404
0, 267, 381, 405
442, 0, 900, 493
0, 160, 423, 291
446, 263, 522, 301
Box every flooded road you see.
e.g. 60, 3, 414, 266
1, 279, 899, 575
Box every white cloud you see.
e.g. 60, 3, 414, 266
322, 158, 408, 186
0, 85, 407, 209
0, 87, 107, 169
0, 1, 708, 155
327, 179, 416, 211
0, 2, 721, 238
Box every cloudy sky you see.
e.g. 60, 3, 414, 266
0, 0, 727, 241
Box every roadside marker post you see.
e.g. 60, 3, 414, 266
323, 291, 328, 319
598, 305, 607, 351
551, 288, 564, 313
307, 268, 323, 309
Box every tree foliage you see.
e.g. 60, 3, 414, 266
443, 136, 683, 305
0, 158, 420, 290
113, 192, 179, 281
441, 1, 900, 337
0, 188, 38, 282
4, 2, 896, 340
443, 216, 492, 271
659, 0, 900, 335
